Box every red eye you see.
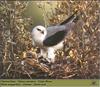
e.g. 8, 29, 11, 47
37, 28, 41, 31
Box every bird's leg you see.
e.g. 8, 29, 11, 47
40, 49, 47, 58
38, 49, 51, 64
47, 48, 55, 63
38, 48, 55, 64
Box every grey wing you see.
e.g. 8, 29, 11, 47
43, 11, 79, 47
59, 11, 79, 25
46, 25, 66, 38
43, 25, 70, 47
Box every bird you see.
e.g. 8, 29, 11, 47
31, 11, 79, 63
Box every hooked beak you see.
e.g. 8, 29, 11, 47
41, 31, 44, 34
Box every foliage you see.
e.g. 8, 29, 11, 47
0, 1, 99, 79
0, 1, 32, 78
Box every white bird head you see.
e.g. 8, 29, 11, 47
32, 25, 47, 46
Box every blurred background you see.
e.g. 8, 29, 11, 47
23, 1, 58, 27
0, 1, 100, 79
24, 1, 44, 27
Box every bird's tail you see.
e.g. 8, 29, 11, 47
60, 11, 80, 25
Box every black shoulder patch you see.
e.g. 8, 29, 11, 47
43, 30, 66, 47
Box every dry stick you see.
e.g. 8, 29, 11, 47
63, 73, 76, 79
24, 70, 32, 79
6, 63, 12, 72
